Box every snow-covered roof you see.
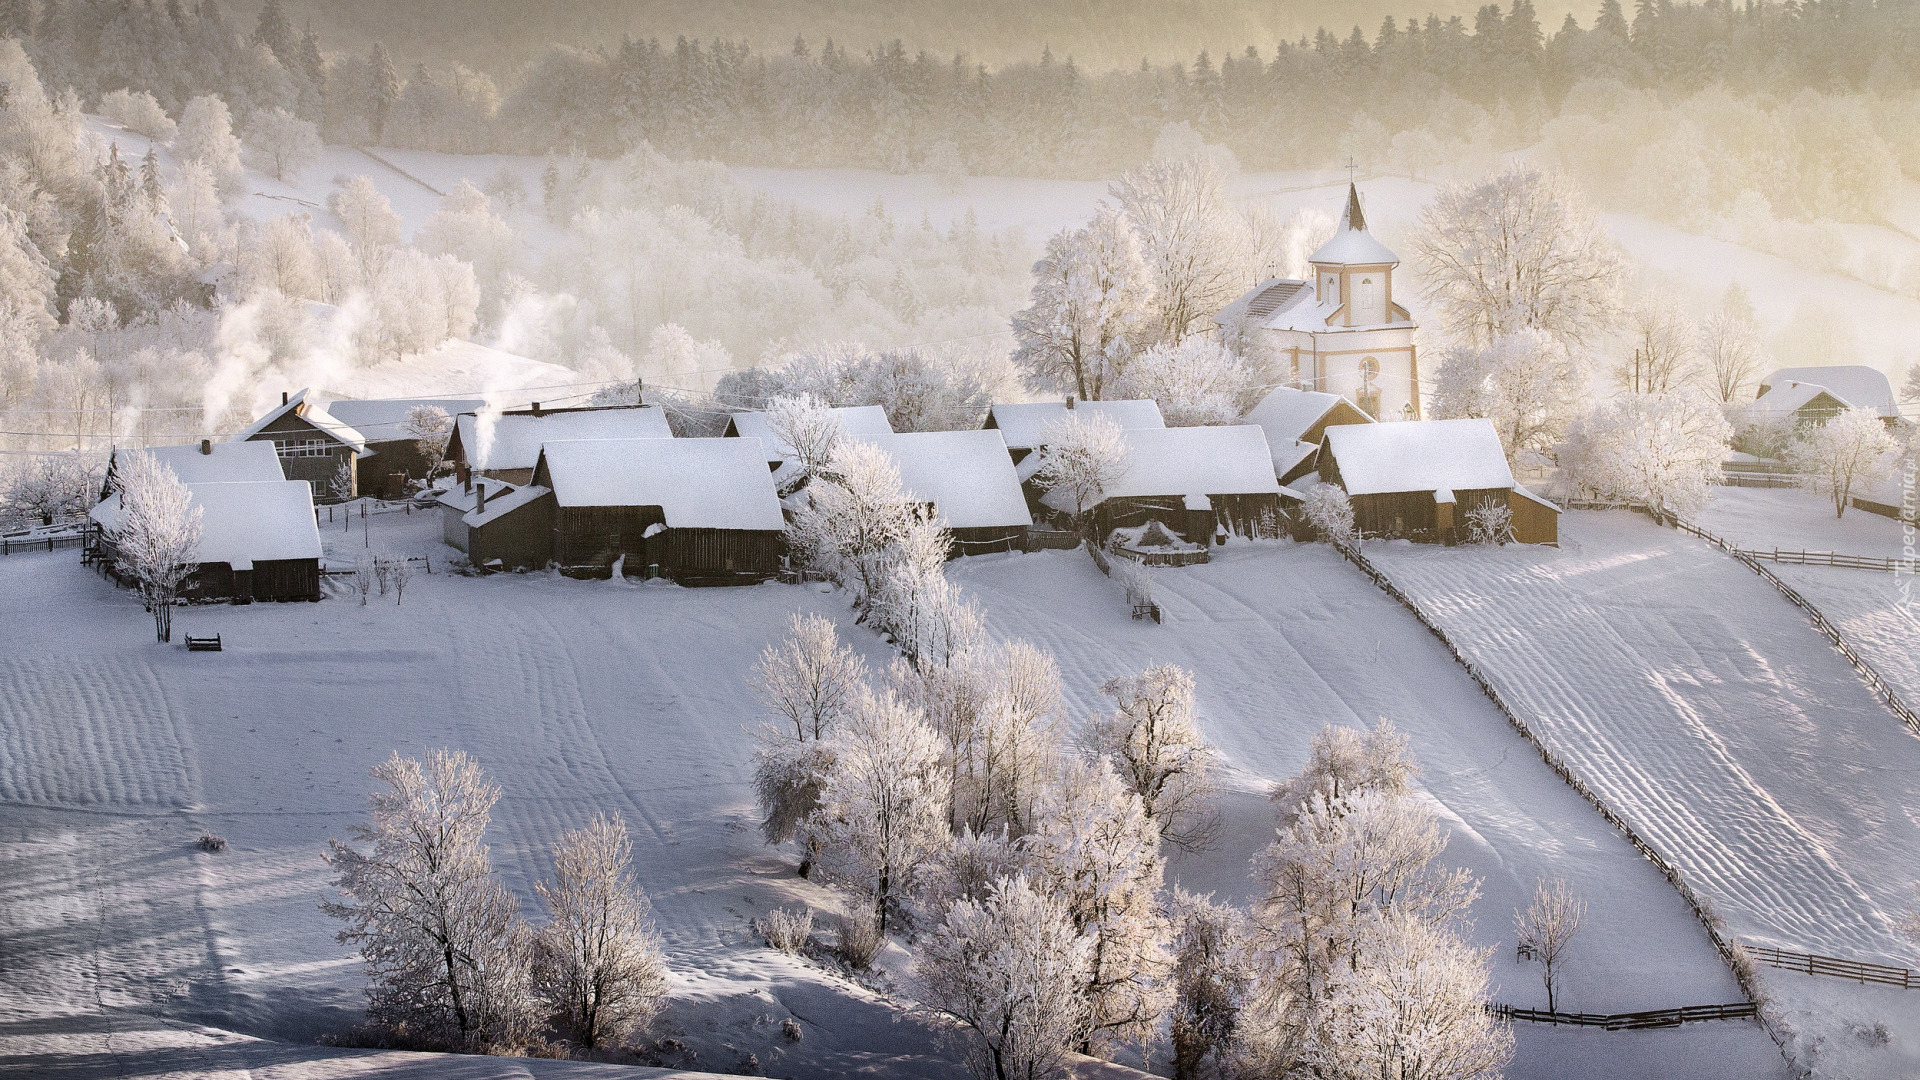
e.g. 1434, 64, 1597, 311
1271, 439, 1321, 480
1215, 276, 1400, 334
323, 398, 486, 444
847, 431, 1032, 530
535, 438, 785, 531
231, 389, 368, 454
1245, 386, 1371, 446
91, 480, 322, 570
1038, 425, 1280, 512
727, 405, 894, 463
1748, 380, 1851, 421
109, 441, 284, 488
455, 406, 673, 473
1758, 366, 1896, 417
1511, 484, 1561, 513
1322, 419, 1515, 497
1308, 183, 1399, 267
433, 478, 516, 515
464, 484, 550, 528
987, 400, 1166, 450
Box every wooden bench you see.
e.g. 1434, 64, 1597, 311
185, 634, 222, 652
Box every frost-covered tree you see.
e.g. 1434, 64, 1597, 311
329, 175, 403, 281
1168, 889, 1253, 1080
3, 451, 97, 525
1011, 206, 1151, 400
1429, 328, 1584, 463
814, 689, 951, 934
322, 750, 535, 1051
404, 404, 453, 477
1412, 164, 1625, 350
1113, 158, 1257, 344
787, 439, 916, 614
0, 205, 57, 336
1300, 482, 1357, 546
1023, 756, 1171, 1056
1272, 722, 1417, 824
763, 393, 844, 493
1699, 284, 1765, 404
1559, 390, 1732, 523
751, 612, 869, 862
1092, 664, 1219, 851
1617, 297, 1696, 395
416, 181, 518, 314
1514, 877, 1584, 1014
173, 95, 246, 199
111, 450, 202, 642
1114, 336, 1251, 427
99, 89, 176, 140
910, 639, 1065, 839
1032, 412, 1127, 538
918, 875, 1091, 1080
246, 107, 322, 184
1788, 407, 1898, 519
531, 813, 670, 1050
872, 514, 979, 671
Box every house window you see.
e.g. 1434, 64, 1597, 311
1357, 357, 1382, 418
273, 437, 333, 458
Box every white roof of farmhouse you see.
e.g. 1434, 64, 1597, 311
456, 406, 673, 473
848, 430, 1032, 530
1246, 386, 1370, 445
91, 480, 323, 570
232, 389, 368, 453
535, 438, 785, 531
1309, 183, 1400, 267
1039, 425, 1280, 512
110, 441, 284, 486
1757, 367, 1898, 418
1748, 380, 1852, 420
987, 399, 1165, 450
727, 405, 894, 463
324, 398, 486, 443
1322, 419, 1515, 496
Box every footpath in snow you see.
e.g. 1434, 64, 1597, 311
950, 544, 1787, 1080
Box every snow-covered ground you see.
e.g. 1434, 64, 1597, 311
1361, 510, 1920, 1079
1697, 485, 1914, 560
948, 543, 1789, 1080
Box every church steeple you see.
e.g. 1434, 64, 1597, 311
1343, 181, 1367, 232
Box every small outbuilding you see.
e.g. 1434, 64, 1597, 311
847, 430, 1033, 554
1243, 386, 1374, 486
446, 404, 674, 486
91, 480, 324, 601
323, 397, 485, 496
1316, 419, 1558, 544
232, 389, 367, 499
984, 399, 1165, 464
1036, 425, 1282, 543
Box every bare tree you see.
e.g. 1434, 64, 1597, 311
111, 450, 203, 642
1617, 298, 1696, 394
532, 813, 670, 1050
404, 404, 454, 478
1033, 412, 1127, 541
322, 751, 534, 1050
353, 554, 375, 605
1092, 664, 1220, 851
1788, 407, 1898, 518
764, 393, 845, 493
389, 555, 414, 604
1514, 877, 1585, 1013
1698, 284, 1765, 404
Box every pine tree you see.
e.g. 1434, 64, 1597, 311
251, 0, 293, 68
369, 41, 398, 142
298, 21, 324, 89
139, 146, 162, 206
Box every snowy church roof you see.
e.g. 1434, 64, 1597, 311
91, 480, 323, 570
1757, 367, 1898, 419
1308, 184, 1400, 267
727, 405, 894, 463
847, 430, 1032, 530
535, 438, 785, 531
231, 389, 368, 453
323, 398, 487, 444
107, 441, 284, 489
454, 406, 673, 473
1322, 419, 1514, 497
1038, 425, 1280, 512
986, 399, 1166, 450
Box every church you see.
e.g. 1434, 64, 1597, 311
1216, 183, 1420, 421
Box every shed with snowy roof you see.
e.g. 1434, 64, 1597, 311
1317, 419, 1557, 544
848, 430, 1033, 554
1243, 386, 1374, 486
231, 389, 367, 500
1036, 425, 1282, 543
983, 399, 1166, 464
432, 476, 556, 571
90, 480, 323, 601
101, 439, 286, 500
446, 404, 674, 486
323, 397, 486, 496
527, 438, 787, 581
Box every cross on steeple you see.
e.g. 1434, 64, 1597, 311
1346, 156, 1358, 184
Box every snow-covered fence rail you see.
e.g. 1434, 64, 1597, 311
1333, 542, 1792, 1060
1676, 521, 1920, 740
1741, 548, 1919, 574
1489, 1002, 1757, 1029
1745, 945, 1918, 989
355, 146, 447, 197
1, 530, 84, 555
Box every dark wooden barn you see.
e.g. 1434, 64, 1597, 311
89, 479, 324, 601
1034, 425, 1283, 544
324, 397, 485, 497
232, 390, 367, 500
1317, 418, 1559, 545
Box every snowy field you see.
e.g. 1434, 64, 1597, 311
1362, 510, 1920, 1079
1697, 486, 1915, 560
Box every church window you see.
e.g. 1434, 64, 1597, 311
1357, 356, 1382, 418
1360, 277, 1374, 315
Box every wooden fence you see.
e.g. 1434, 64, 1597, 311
1675, 520, 1920, 740
1490, 1002, 1757, 1029
1746, 945, 1918, 989
1, 531, 84, 555
1332, 543, 1793, 1064
1741, 548, 1919, 574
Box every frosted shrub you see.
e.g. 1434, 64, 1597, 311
1464, 500, 1513, 546
531, 814, 669, 1049
99, 88, 175, 139
758, 907, 813, 955
1111, 555, 1154, 613
352, 556, 375, 606
196, 831, 227, 852
1301, 483, 1356, 546
834, 912, 883, 969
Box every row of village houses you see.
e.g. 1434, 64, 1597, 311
87, 381, 1565, 602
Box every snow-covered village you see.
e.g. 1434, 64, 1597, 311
6, 2, 1920, 1078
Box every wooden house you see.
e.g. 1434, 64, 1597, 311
435, 477, 555, 571
323, 397, 485, 496
522, 438, 787, 582
847, 430, 1033, 554
232, 390, 367, 500
1243, 386, 1373, 486
1036, 425, 1282, 543
446, 404, 674, 486
984, 399, 1164, 465
101, 439, 285, 499
90, 480, 323, 601
1317, 419, 1558, 544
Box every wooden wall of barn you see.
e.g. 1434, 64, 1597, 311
552, 505, 782, 581
1093, 493, 1281, 544
247, 413, 357, 499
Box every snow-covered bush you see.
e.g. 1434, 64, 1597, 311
195, 831, 228, 853
757, 907, 814, 955
1464, 499, 1513, 546
531, 813, 669, 1049
352, 555, 374, 605
834, 912, 883, 969
1092, 664, 1220, 851
99, 88, 175, 139
1168, 889, 1253, 1080
750, 613, 868, 863
1559, 390, 1734, 524
1111, 554, 1155, 613
1300, 483, 1356, 547
1788, 407, 1898, 519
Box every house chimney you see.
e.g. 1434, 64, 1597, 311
1066, 395, 1076, 410
475, 482, 487, 514
531, 401, 542, 417
200, 438, 211, 455
282, 391, 289, 406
